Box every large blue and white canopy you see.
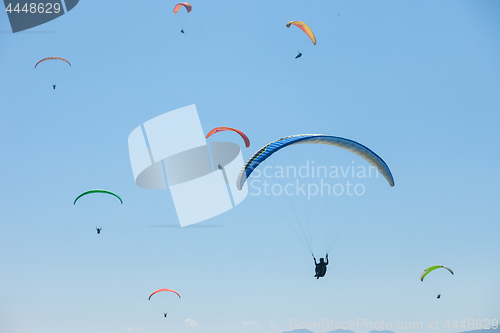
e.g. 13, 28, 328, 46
236, 134, 395, 190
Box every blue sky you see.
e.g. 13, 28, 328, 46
1, 1, 499, 333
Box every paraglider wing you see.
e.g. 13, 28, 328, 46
34, 57, 71, 69
236, 134, 395, 190
73, 189, 123, 205
173, 2, 192, 14
149, 289, 181, 300
286, 21, 316, 45
420, 265, 454, 281
206, 127, 250, 148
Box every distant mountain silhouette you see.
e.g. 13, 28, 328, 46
282, 329, 356, 333
325, 329, 394, 333
283, 325, 499, 333
459, 327, 500, 333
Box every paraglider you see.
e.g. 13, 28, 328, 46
236, 134, 395, 276
149, 289, 181, 317
34, 57, 71, 89
286, 21, 316, 58
73, 189, 123, 234
206, 127, 250, 148
420, 265, 454, 299
173, 2, 192, 33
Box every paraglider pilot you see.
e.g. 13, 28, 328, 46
437, 294, 441, 299
164, 313, 168, 318
96, 227, 101, 234
314, 254, 328, 279
295, 52, 302, 59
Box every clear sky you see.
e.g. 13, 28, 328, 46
1, 1, 499, 333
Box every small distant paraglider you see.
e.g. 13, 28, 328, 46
35, 57, 71, 89
73, 189, 123, 234
149, 289, 181, 318
420, 265, 454, 299
173, 2, 192, 33
286, 21, 316, 59
206, 127, 250, 148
